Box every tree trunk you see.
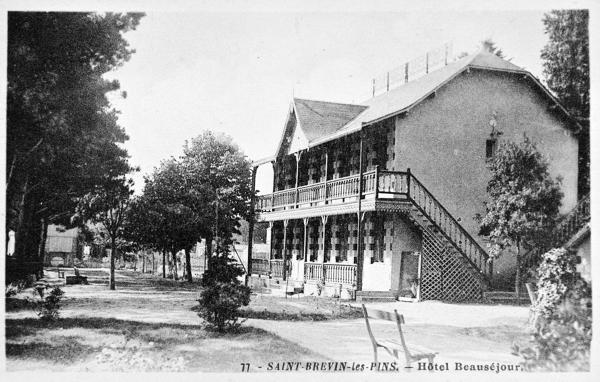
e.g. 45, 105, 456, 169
185, 248, 193, 283
205, 234, 213, 272
110, 237, 116, 290
37, 218, 48, 279
162, 248, 166, 278
152, 252, 155, 274
515, 242, 521, 306
13, 176, 30, 279
172, 250, 178, 280
142, 254, 146, 273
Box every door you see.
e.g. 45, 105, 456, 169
398, 251, 421, 299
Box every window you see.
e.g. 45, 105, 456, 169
486, 139, 497, 159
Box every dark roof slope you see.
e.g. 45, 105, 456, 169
293, 98, 367, 142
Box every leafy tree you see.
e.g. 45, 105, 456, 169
541, 10, 589, 197
75, 179, 133, 290
181, 131, 254, 260
141, 159, 204, 281
6, 12, 143, 281
481, 38, 505, 58
477, 136, 563, 302
125, 132, 253, 283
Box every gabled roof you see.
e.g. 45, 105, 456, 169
272, 50, 580, 155
293, 98, 368, 143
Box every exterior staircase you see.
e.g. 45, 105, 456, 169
394, 171, 492, 300
523, 193, 590, 270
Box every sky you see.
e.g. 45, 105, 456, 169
106, 9, 554, 194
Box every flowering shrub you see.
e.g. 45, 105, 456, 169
513, 248, 591, 371
196, 255, 250, 332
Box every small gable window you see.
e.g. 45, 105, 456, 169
486, 139, 497, 159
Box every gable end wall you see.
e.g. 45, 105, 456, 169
392, 69, 578, 277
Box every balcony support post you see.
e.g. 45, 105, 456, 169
282, 219, 289, 280
374, 165, 380, 199
294, 151, 302, 208
356, 131, 365, 292
320, 215, 328, 263
406, 167, 411, 198
270, 160, 276, 210
324, 148, 329, 203
246, 165, 258, 283
303, 217, 309, 261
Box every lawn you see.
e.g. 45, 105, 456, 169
5, 268, 325, 372
5, 317, 320, 372
5, 268, 531, 371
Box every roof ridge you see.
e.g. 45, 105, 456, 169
294, 97, 366, 108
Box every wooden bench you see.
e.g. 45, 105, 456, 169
361, 304, 437, 368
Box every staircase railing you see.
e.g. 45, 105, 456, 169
522, 193, 591, 270
404, 172, 492, 279
376, 170, 492, 279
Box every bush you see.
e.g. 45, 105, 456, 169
196, 255, 250, 332
31, 285, 65, 321
5, 280, 27, 298
513, 248, 591, 371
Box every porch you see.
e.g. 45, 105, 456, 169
251, 258, 357, 287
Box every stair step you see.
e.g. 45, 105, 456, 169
484, 291, 529, 298
356, 291, 397, 303
356, 291, 395, 296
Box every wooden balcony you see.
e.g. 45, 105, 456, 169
256, 169, 406, 218
255, 168, 493, 280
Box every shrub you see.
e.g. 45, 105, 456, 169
196, 255, 250, 332
5, 280, 27, 298
513, 248, 591, 371
32, 286, 65, 321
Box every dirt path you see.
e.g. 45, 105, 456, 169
7, 268, 530, 368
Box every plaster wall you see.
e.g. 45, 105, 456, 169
392, 69, 579, 280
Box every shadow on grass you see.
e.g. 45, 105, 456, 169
7, 337, 98, 362
6, 316, 264, 339
6, 316, 324, 371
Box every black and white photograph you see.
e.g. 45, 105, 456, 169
1, 0, 597, 379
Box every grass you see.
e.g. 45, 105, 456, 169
5, 316, 323, 372
239, 294, 363, 321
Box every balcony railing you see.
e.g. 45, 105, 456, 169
256, 168, 492, 279
257, 169, 379, 211
251, 259, 357, 286
270, 259, 284, 278
305, 263, 356, 285
251, 258, 270, 276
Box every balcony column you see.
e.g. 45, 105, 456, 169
323, 149, 329, 203
319, 215, 328, 263
294, 151, 302, 207
303, 217, 309, 261
282, 219, 289, 280
246, 165, 258, 282
267, 221, 273, 262
270, 160, 276, 208
356, 131, 365, 291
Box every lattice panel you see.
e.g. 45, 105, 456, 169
420, 228, 484, 302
